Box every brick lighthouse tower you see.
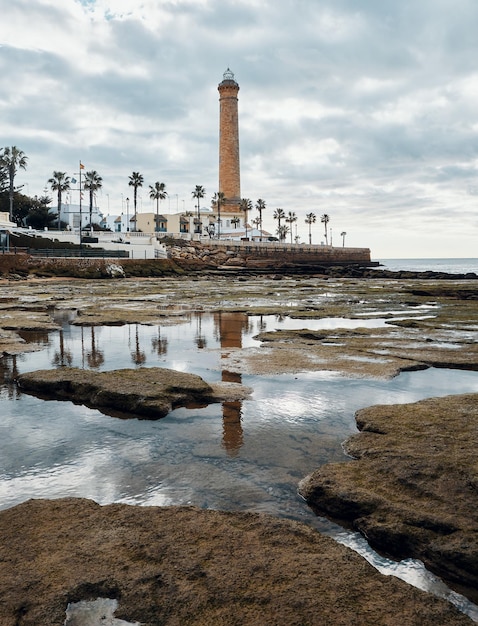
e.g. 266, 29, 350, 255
218, 68, 241, 214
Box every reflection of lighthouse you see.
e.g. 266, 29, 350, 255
214, 312, 250, 456
218, 68, 241, 214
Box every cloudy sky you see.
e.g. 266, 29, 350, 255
1, 0, 477, 258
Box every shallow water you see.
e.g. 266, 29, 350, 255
1, 312, 478, 619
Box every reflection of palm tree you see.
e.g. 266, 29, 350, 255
86, 326, 104, 369
151, 328, 168, 356
194, 312, 207, 349
52, 329, 73, 367
2, 354, 20, 399
131, 324, 146, 365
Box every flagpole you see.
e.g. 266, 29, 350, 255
79, 161, 83, 252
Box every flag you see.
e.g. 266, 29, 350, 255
80, 162, 85, 170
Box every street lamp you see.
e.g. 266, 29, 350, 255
126, 197, 130, 232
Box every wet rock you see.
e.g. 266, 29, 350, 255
299, 393, 478, 602
17, 367, 251, 419
0, 498, 471, 626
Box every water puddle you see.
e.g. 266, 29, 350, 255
1, 311, 478, 620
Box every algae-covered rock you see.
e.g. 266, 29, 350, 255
18, 367, 250, 419
0, 498, 472, 626
299, 393, 478, 601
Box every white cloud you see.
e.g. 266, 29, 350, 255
0, 0, 477, 257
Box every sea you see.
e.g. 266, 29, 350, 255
375, 258, 478, 274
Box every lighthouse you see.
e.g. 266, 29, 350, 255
218, 68, 241, 213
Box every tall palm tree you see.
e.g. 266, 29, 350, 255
84, 170, 103, 233
285, 211, 297, 244
240, 198, 252, 239
48, 171, 71, 230
128, 171, 144, 231
213, 191, 226, 239
305, 212, 316, 245
231, 216, 240, 229
0, 146, 28, 222
341, 231, 347, 247
149, 182, 167, 233
255, 198, 266, 241
192, 185, 205, 234
273, 208, 286, 232
321, 213, 330, 245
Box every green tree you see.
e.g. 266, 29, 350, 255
128, 171, 144, 231
26, 194, 55, 229
212, 191, 226, 239
321, 213, 330, 245
0, 146, 28, 222
305, 212, 316, 244
192, 185, 205, 234
149, 182, 168, 232
273, 208, 285, 232
277, 224, 289, 242
239, 198, 252, 239
84, 170, 103, 233
48, 171, 71, 230
285, 211, 297, 244
231, 216, 240, 229
255, 198, 266, 241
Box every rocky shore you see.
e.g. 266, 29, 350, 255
1, 271, 478, 622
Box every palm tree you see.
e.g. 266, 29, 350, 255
285, 211, 297, 244
84, 170, 103, 233
128, 172, 144, 231
231, 216, 240, 229
240, 198, 252, 238
251, 217, 261, 238
192, 185, 205, 234
255, 198, 266, 241
277, 224, 289, 242
273, 208, 285, 232
0, 146, 28, 222
48, 171, 71, 230
341, 231, 347, 247
305, 212, 316, 245
321, 213, 330, 245
149, 182, 167, 233
212, 191, 226, 239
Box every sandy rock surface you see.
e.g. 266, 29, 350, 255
0, 498, 472, 626
299, 393, 478, 602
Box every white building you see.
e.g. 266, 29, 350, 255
53, 203, 104, 230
